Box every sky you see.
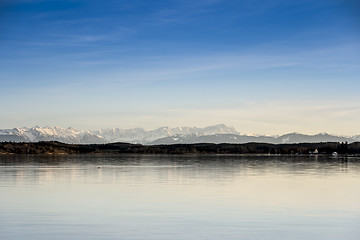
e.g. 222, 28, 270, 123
0, 0, 359, 135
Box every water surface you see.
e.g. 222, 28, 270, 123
1, 154, 360, 240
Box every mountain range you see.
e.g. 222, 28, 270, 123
0, 124, 358, 145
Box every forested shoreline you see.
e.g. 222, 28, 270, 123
1, 141, 359, 155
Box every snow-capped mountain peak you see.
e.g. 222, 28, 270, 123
0, 124, 239, 144
0, 124, 358, 145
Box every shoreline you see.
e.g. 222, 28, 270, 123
1, 141, 359, 155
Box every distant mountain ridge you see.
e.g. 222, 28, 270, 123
150, 133, 355, 145
0, 124, 358, 144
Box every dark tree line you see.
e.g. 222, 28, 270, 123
1, 141, 360, 155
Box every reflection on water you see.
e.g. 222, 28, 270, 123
1, 155, 360, 240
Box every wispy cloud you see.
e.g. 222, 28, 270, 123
2, 40, 357, 93
42, 33, 109, 43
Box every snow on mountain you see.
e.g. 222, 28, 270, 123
93, 124, 239, 143
0, 126, 106, 144
0, 124, 239, 144
93, 128, 147, 143
0, 125, 358, 144
277, 133, 353, 144
150, 134, 277, 145
352, 135, 360, 141
150, 132, 356, 145
198, 124, 239, 135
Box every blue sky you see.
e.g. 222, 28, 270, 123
0, 0, 359, 135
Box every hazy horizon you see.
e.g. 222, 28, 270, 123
1, 0, 359, 135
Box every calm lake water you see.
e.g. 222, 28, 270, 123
1, 154, 360, 240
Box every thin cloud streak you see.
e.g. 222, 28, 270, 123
1, 43, 358, 94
